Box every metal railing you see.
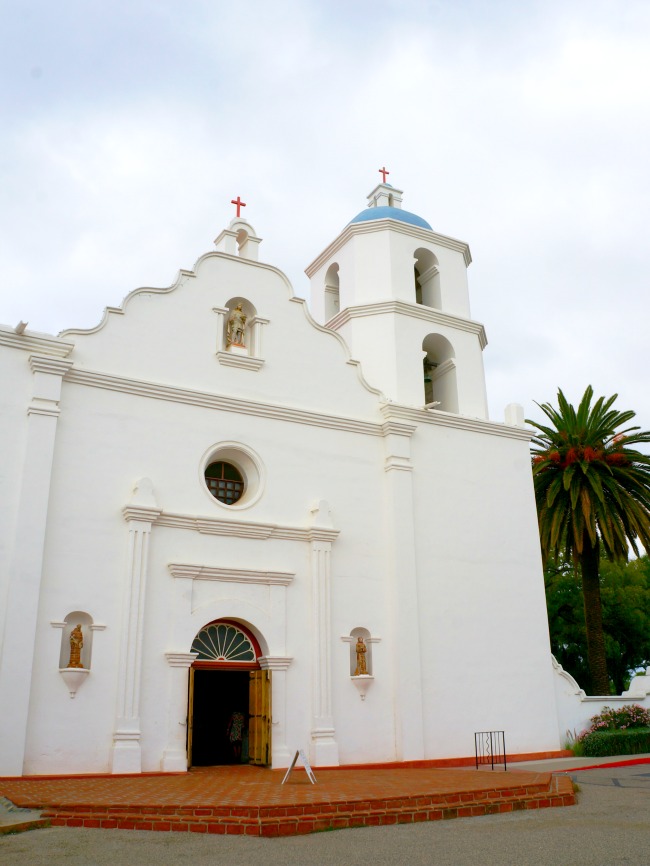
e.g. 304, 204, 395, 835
474, 730, 507, 770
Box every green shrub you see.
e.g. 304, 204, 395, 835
581, 727, 650, 757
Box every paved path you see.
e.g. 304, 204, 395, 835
1, 763, 649, 865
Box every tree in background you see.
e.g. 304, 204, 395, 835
528, 387, 650, 694
545, 555, 650, 693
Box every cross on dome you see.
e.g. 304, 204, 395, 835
378, 166, 390, 183
231, 196, 247, 218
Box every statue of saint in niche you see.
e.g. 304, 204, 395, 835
67, 624, 84, 669
227, 304, 247, 347
354, 637, 368, 676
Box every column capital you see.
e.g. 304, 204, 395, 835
259, 656, 293, 671
122, 505, 162, 524
165, 652, 198, 668
28, 355, 74, 376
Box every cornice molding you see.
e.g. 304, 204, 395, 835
0, 327, 75, 357
168, 563, 294, 586
157, 510, 340, 542
380, 403, 534, 441
327, 301, 487, 349
305, 219, 472, 277
64, 367, 384, 437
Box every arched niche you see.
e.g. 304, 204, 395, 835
422, 333, 458, 412
324, 262, 340, 321
349, 627, 372, 676
414, 248, 440, 308
59, 611, 94, 670
223, 296, 258, 354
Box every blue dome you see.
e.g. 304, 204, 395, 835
349, 206, 432, 230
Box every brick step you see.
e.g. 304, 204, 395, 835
41, 776, 574, 836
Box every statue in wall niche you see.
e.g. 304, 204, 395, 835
227, 304, 247, 347
67, 624, 84, 668
354, 637, 368, 676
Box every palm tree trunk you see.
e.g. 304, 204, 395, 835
580, 535, 610, 695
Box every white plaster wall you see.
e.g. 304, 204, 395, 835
0, 344, 32, 656
410, 419, 561, 758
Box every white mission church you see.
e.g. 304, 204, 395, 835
1, 179, 595, 778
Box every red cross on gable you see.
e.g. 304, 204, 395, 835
231, 196, 246, 217
378, 166, 390, 183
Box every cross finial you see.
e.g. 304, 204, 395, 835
378, 166, 390, 183
231, 196, 246, 218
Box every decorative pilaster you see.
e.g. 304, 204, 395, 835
308, 501, 340, 766
259, 656, 293, 767
212, 306, 229, 354
382, 419, 425, 761
111, 478, 161, 774
161, 652, 198, 772
247, 316, 270, 358
0, 354, 72, 776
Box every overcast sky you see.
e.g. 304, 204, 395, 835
2, 0, 649, 429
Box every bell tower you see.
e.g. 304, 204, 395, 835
306, 182, 489, 418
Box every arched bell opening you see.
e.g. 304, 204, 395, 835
422, 333, 458, 413
414, 248, 440, 308
324, 262, 340, 321
187, 619, 271, 768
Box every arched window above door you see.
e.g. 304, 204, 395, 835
191, 622, 258, 663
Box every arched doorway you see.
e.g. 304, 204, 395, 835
187, 620, 271, 767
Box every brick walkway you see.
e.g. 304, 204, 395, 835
0, 765, 575, 837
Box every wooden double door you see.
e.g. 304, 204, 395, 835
187, 667, 271, 767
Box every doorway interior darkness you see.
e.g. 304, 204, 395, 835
190, 669, 250, 766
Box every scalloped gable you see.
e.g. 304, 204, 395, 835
60, 250, 383, 420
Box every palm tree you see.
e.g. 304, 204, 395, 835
527, 386, 650, 695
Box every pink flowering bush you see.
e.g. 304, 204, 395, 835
580, 704, 650, 738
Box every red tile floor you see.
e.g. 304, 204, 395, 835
0, 764, 575, 837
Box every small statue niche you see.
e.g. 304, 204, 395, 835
349, 627, 373, 677
58, 611, 94, 670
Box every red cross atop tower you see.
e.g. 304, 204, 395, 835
231, 196, 246, 218
378, 166, 390, 183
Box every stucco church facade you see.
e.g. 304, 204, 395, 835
0, 182, 565, 777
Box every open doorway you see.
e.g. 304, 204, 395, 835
189, 669, 250, 766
